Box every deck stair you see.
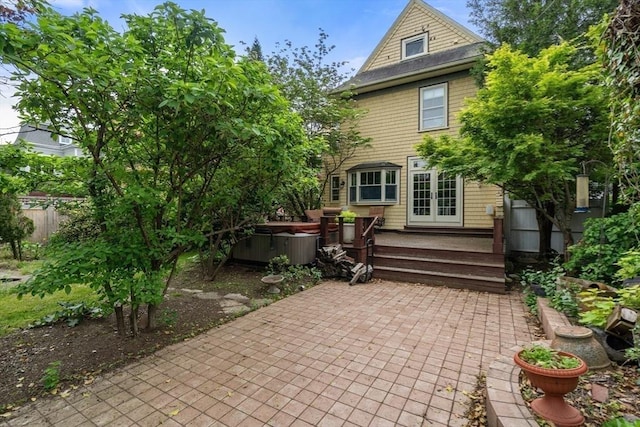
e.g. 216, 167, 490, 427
373, 239, 506, 294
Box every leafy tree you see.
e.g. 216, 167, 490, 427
0, 0, 43, 24
245, 36, 264, 62
0, 144, 33, 259
467, 0, 619, 56
265, 30, 370, 217
1, 3, 308, 335
417, 43, 611, 258
466, 0, 618, 253
599, 0, 640, 202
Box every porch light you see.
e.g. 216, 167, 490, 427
575, 174, 589, 213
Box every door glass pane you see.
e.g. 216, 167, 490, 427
413, 173, 431, 215
437, 172, 457, 216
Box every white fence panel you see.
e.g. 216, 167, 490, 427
506, 198, 602, 255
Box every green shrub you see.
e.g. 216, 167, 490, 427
577, 288, 615, 327
337, 210, 357, 223
565, 205, 640, 286
48, 202, 101, 246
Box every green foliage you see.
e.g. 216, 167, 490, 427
267, 255, 290, 275
520, 262, 564, 296
279, 265, 322, 296
29, 301, 106, 328
618, 285, 640, 309
41, 361, 61, 391
1, 3, 311, 334
616, 250, 640, 281
603, 417, 640, 427
265, 31, 370, 215
578, 288, 616, 327
519, 344, 582, 369
566, 205, 640, 285
578, 285, 640, 328
0, 191, 34, 261
337, 210, 357, 223
468, 0, 619, 58
520, 262, 580, 317
265, 255, 321, 296
523, 288, 538, 315
417, 42, 611, 256
48, 202, 101, 246
158, 308, 178, 328
599, 1, 640, 201
550, 286, 580, 319
0, 283, 97, 336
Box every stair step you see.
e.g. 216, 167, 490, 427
374, 266, 504, 283
375, 254, 504, 269
373, 266, 506, 294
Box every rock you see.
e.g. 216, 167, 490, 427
591, 383, 609, 403
223, 293, 250, 303
194, 292, 222, 300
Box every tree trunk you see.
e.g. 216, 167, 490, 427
129, 305, 139, 337
114, 305, 126, 336
535, 204, 555, 260
146, 303, 157, 331
9, 240, 19, 260
562, 227, 574, 262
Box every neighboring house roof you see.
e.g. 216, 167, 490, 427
340, 41, 484, 94
13, 124, 83, 157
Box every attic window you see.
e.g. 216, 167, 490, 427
402, 33, 427, 60
58, 135, 72, 145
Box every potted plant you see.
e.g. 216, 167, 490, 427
337, 210, 357, 243
514, 344, 588, 427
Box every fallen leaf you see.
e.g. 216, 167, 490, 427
168, 408, 180, 416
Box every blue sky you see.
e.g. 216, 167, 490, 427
0, 0, 479, 142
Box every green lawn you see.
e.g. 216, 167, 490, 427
0, 285, 98, 337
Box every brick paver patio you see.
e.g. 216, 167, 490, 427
3, 280, 534, 426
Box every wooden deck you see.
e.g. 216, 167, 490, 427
319, 217, 506, 294
370, 231, 506, 294
374, 232, 493, 252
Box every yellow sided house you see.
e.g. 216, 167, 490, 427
326, 0, 506, 293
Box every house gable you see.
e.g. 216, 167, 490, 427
360, 0, 482, 74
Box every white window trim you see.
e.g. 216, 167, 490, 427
419, 82, 448, 131
349, 168, 400, 205
58, 135, 72, 145
402, 33, 428, 60
330, 174, 341, 202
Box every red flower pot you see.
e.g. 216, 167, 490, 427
514, 349, 588, 427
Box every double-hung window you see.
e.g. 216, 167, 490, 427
420, 83, 447, 130
402, 33, 427, 60
348, 164, 400, 205
330, 175, 341, 202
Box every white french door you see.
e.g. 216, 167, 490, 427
408, 157, 462, 225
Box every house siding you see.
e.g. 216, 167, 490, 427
363, 1, 479, 73
323, 0, 501, 231
326, 73, 500, 230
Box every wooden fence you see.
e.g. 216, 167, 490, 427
19, 196, 82, 243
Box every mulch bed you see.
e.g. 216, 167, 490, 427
0, 263, 268, 415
